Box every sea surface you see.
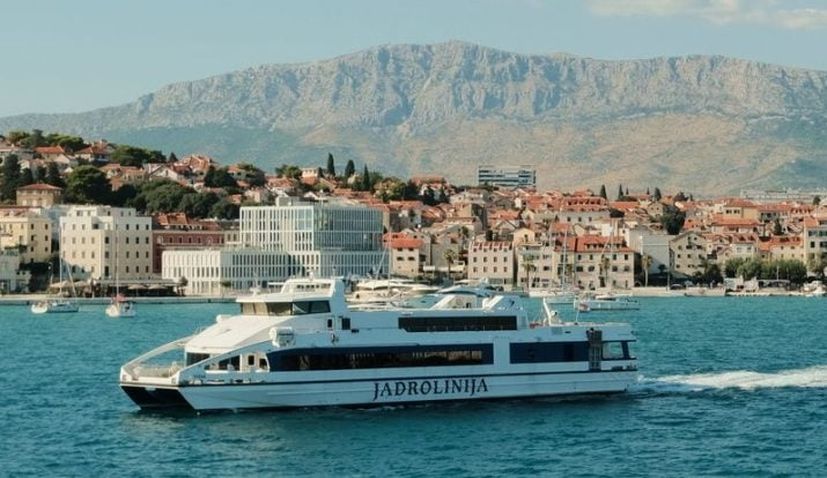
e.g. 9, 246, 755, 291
2, 297, 826, 477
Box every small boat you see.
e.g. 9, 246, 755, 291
31, 299, 80, 314
802, 281, 826, 298
33, 236, 80, 314
575, 293, 640, 311
105, 295, 136, 318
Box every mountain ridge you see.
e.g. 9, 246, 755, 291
2, 42, 827, 194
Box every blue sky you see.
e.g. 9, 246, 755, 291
1, 0, 826, 117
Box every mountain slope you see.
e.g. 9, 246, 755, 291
2, 41, 827, 194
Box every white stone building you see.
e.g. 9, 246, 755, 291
60, 206, 153, 281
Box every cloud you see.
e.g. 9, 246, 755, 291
586, 0, 827, 30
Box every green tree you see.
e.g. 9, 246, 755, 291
44, 133, 86, 152
0, 154, 21, 201
243, 163, 266, 187
814, 195, 822, 206
34, 165, 47, 182
110, 183, 139, 207
203, 166, 237, 188
344, 159, 356, 179
653, 187, 662, 202
143, 182, 191, 214
179, 192, 221, 218
5, 130, 30, 145
19, 168, 34, 187
599, 184, 607, 200
44, 162, 65, 188
361, 165, 371, 191
22, 129, 46, 149
65, 165, 111, 204
275, 164, 302, 179
724, 257, 747, 278
617, 184, 624, 201
326, 153, 336, 177
111, 145, 164, 167
660, 205, 686, 235
210, 198, 240, 220
168, 152, 178, 163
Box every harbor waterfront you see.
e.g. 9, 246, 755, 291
2, 297, 827, 476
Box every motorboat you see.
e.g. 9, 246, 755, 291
348, 278, 439, 304
574, 293, 640, 311
120, 277, 638, 411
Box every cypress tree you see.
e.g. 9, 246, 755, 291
616, 184, 624, 201
344, 159, 355, 178
599, 184, 607, 200
326, 153, 336, 177
362, 165, 371, 191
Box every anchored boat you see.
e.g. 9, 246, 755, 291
120, 277, 638, 410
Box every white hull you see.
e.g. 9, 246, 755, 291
31, 300, 79, 314
106, 302, 136, 318
123, 369, 636, 410
528, 291, 577, 304
575, 298, 640, 311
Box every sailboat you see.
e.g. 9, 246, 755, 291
105, 226, 136, 318
32, 229, 79, 314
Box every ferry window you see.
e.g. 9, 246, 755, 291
622, 341, 636, 360
217, 356, 240, 371
310, 301, 331, 314
269, 344, 493, 372
399, 316, 517, 332
341, 318, 351, 330
266, 302, 292, 316
247, 355, 256, 366
292, 301, 311, 315
241, 303, 256, 315
602, 342, 625, 360
510, 342, 589, 364
186, 353, 210, 365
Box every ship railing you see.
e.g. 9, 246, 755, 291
121, 335, 193, 380
176, 341, 275, 386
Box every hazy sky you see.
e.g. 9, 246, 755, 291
2, 0, 826, 117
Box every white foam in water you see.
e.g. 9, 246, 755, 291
636, 365, 827, 393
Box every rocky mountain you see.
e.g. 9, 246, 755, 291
3, 41, 827, 194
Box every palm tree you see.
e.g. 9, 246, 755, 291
523, 254, 536, 290
444, 249, 456, 280
599, 256, 611, 289
641, 255, 653, 287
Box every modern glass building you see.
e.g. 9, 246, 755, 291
477, 165, 536, 189
163, 199, 387, 295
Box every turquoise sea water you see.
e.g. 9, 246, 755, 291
2, 298, 826, 477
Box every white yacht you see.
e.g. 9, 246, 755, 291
802, 281, 826, 298
575, 293, 640, 311
120, 278, 637, 410
348, 278, 439, 304
528, 287, 579, 304
31, 299, 80, 314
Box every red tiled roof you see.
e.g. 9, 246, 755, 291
16, 183, 62, 191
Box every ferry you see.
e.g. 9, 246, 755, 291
119, 278, 638, 411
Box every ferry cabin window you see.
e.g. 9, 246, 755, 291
269, 344, 493, 372
602, 342, 625, 360
240, 301, 330, 316
510, 342, 589, 364
186, 353, 210, 366
399, 316, 517, 332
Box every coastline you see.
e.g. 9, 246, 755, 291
0, 295, 237, 306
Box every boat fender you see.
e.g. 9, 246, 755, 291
330, 332, 339, 344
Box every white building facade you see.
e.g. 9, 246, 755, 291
60, 206, 153, 281
163, 199, 387, 295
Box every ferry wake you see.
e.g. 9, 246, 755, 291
119, 278, 638, 410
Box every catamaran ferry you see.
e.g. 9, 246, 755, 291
120, 278, 638, 410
